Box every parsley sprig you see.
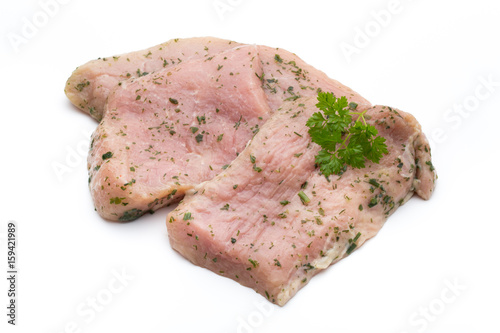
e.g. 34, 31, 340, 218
306, 92, 388, 177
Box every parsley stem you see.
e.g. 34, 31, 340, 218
339, 109, 369, 149
339, 132, 351, 150
349, 109, 368, 126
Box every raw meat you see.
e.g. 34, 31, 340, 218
64, 37, 371, 121
166, 97, 436, 306
65, 37, 244, 121
87, 45, 370, 221
88, 46, 270, 221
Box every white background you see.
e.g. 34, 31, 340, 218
1, 0, 499, 332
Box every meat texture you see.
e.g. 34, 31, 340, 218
166, 97, 437, 306
64, 37, 371, 121
65, 37, 244, 121
88, 46, 270, 221
87, 44, 370, 221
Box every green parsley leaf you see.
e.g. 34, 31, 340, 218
306, 92, 388, 177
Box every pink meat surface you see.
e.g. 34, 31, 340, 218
87, 45, 369, 221
64, 37, 371, 121
65, 37, 244, 121
166, 97, 436, 306
88, 46, 271, 221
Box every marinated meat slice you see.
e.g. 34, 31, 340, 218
64, 38, 372, 121
166, 97, 436, 306
88, 46, 271, 221
65, 37, 244, 121
88, 46, 370, 221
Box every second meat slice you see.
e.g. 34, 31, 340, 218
166, 97, 436, 306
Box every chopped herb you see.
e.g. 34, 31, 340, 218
217, 134, 224, 142
119, 208, 143, 222
369, 178, 380, 188
197, 115, 206, 124
137, 69, 149, 77
102, 152, 113, 160
298, 191, 310, 205
253, 164, 262, 172
346, 243, 357, 255
109, 197, 125, 205
220, 204, 229, 211
195, 134, 203, 143
248, 258, 259, 268
75, 81, 90, 92
234, 115, 242, 130
368, 197, 378, 208
425, 161, 435, 172
183, 212, 192, 220
280, 200, 290, 206
303, 263, 315, 271
231, 238, 237, 244
346, 232, 362, 255
169, 97, 179, 104
167, 189, 177, 200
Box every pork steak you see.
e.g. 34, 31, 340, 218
166, 97, 436, 306
65, 37, 244, 121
